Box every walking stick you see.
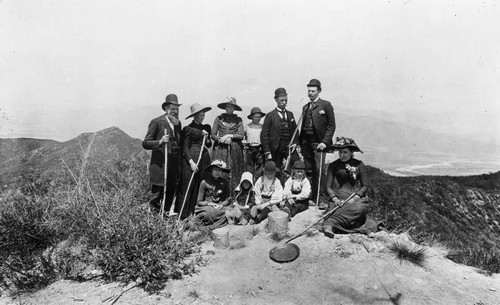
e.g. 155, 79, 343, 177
178, 134, 207, 221
227, 143, 233, 193
316, 150, 325, 207
283, 100, 304, 173
285, 192, 356, 244
160, 128, 168, 218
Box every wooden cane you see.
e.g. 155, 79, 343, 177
178, 134, 207, 221
160, 128, 168, 218
316, 150, 324, 207
283, 101, 304, 173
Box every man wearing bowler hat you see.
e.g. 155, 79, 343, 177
300, 79, 336, 209
261, 87, 300, 181
142, 93, 183, 215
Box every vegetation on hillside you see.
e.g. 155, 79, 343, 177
366, 166, 500, 274
0, 153, 209, 293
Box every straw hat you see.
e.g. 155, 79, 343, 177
217, 97, 242, 111
331, 137, 363, 153
185, 103, 212, 119
247, 107, 266, 119
161, 94, 182, 110
205, 160, 231, 173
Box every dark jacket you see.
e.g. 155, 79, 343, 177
299, 98, 336, 145
142, 115, 182, 186
260, 108, 299, 155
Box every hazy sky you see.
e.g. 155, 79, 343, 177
1, 0, 499, 143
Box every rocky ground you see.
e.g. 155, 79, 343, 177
1, 208, 499, 305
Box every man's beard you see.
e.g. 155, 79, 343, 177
168, 114, 180, 125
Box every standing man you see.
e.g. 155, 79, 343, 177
261, 87, 299, 181
300, 79, 336, 209
142, 94, 183, 215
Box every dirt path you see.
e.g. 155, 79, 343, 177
2, 208, 499, 304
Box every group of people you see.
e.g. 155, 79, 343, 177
142, 79, 381, 236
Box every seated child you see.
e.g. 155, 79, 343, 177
225, 172, 255, 225
243, 107, 266, 180
250, 161, 283, 224
280, 161, 311, 218
195, 160, 231, 226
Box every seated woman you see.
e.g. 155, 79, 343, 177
225, 172, 255, 225
250, 161, 283, 224
195, 160, 231, 228
322, 137, 381, 238
281, 160, 311, 218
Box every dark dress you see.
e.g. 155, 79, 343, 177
324, 158, 380, 234
211, 113, 245, 195
195, 176, 231, 227
179, 121, 212, 219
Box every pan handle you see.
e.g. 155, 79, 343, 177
284, 192, 357, 244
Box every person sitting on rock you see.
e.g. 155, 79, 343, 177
195, 160, 231, 228
225, 171, 255, 225
322, 137, 382, 238
250, 161, 283, 224
280, 160, 311, 218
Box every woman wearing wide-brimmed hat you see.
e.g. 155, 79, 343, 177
322, 137, 382, 237
195, 160, 232, 228
178, 103, 212, 219
211, 97, 245, 195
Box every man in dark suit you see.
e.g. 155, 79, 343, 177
142, 94, 183, 214
261, 87, 299, 180
299, 79, 336, 209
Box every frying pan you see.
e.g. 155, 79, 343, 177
268, 193, 356, 263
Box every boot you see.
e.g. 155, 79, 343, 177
322, 225, 334, 238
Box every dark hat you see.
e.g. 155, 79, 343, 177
274, 87, 288, 98
331, 137, 363, 153
161, 94, 182, 110
292, 160, 306, 170
264, 161, 280, 173
185, 103, 212, 119
247, 107, 266, 119
306, 79, 322, 90
205, 160, 231, 173
217, 97, 242, 111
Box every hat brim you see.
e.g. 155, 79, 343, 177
264, 167, 280, 173
217, 102, 242, 111
247, 112, 266, 120
274, 93, 288, 98
332, 145, 363, 153
205, 164, 231, 173
185, 106, 212, 120
162, 101, 182, 110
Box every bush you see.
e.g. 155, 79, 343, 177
389, 242, 427, 268
0, 156, 209, 293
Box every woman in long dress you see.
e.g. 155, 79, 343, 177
179, 103, 212, 219
211, 97, 245, 195
322, 137, 382, 237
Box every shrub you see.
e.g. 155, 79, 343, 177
389, 242, 427, 268
0, 156, 209, 293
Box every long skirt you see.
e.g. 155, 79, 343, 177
212, 142, 245, 196
323, 197, 381, 234
178, 145, 211, 219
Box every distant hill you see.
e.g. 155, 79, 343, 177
0, 127, 144, 188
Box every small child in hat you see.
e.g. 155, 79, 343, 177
195, 160, 231, 226
250, 161, 283, 224
280, 160, 311, 218
225, 172, 255, 225
243, 107, 266, 180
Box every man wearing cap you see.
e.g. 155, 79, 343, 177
300, 79, 336, 209
142, 93, 183, 214
260, 87, 299, 180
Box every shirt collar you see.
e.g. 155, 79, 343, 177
276, 107, 286, 112
311, 96, 320, 104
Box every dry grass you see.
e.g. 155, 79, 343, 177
389, 242, 427, 268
